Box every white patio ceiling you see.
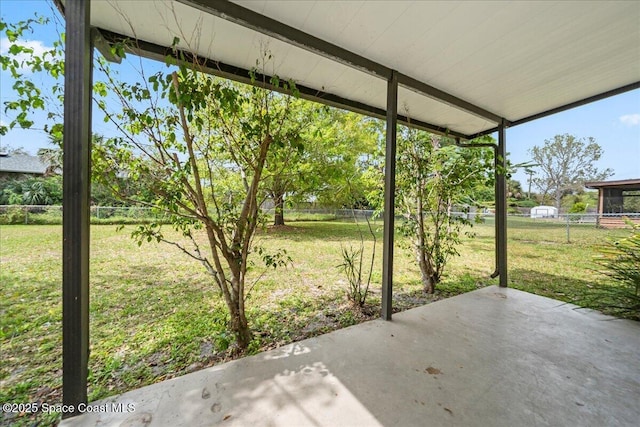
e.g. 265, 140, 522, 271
84, 0, 640, 138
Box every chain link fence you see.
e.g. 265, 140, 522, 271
0, 206, 379, 225
497, 212, 639, 244
2, 205, 638, 244
0, 205, 164, 225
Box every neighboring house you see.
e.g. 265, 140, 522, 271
585, 178, 640, 228
0, 152, 49, 180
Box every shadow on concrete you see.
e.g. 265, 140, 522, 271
64, 286, 640, 427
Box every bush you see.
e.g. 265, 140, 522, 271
0, 176, 62, 205
569, 202, 587, 214
593, 220, 640, 320
515, 199, 537, 208
0, 206, 27, 224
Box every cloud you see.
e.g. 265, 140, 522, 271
0, 37, 52, 72
619, 114, 640, 127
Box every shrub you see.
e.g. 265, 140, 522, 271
593, 220, 640, 320
337, 213, 376, 307
569, 202, 587, 214
0, 206, 27, 224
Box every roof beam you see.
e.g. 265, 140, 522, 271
509, 81, 640, 128
175, 0, 504, 125
468, 81, 640, 139
178, 0, 390, 79
397, 73, 504, 124
99, 29, 470, 140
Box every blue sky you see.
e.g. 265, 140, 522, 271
1, 0, 639, 188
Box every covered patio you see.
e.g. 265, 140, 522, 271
62, 286, 640, 426
55, 0, 640, 422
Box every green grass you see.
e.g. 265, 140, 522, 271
0, 218, 633, 426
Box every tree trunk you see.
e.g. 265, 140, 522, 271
555, 190, 562, 211
273, 192, 285, 226
419, 257, 436, 294
416, 235, 437, 294
229, 303, 252, 351
415, 193, 437, 294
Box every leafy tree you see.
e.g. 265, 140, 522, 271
311, 112, 380, 209
263, 105, 378, 225
529, 134, 613, 210
0, 15, 65, 139
395, 127, 493, 293
261, 99, 316, 226
92, 47, 299, 349
3, 13, 297, 350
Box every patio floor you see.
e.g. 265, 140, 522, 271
62, 286, 640, 427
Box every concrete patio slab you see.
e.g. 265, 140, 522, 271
62, 286, 640, 427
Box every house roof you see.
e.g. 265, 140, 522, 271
63, 0, 640, 139
0, 153, 47, 175
585, 179, 640, 190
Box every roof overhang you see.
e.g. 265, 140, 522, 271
585, 179, 640, 189
58, 0, 640, 140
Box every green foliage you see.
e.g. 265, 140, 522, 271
395, 128, 493, 293
336, 214, 376, 307
0, 206, 27, 224
90, 45, 303, 349
0, 206, 167, 226
263, 106, 380, 225
0, 175, 62, 205
569, 202, 587, 214
2, 11, 310, 349
304, 113, 381, 209
593, 221, 640, 319
514, 199, 537, 208
0, 15, 65, 139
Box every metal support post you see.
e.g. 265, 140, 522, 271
381, 70, 398, 320
62, 0, 93, 416
496, 124, 508, 287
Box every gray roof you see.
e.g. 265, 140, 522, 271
0, 153, 48, 175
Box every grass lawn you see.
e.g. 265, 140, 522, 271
0, 218, 632, 426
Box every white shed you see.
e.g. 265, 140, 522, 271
530, 206, 558, 218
